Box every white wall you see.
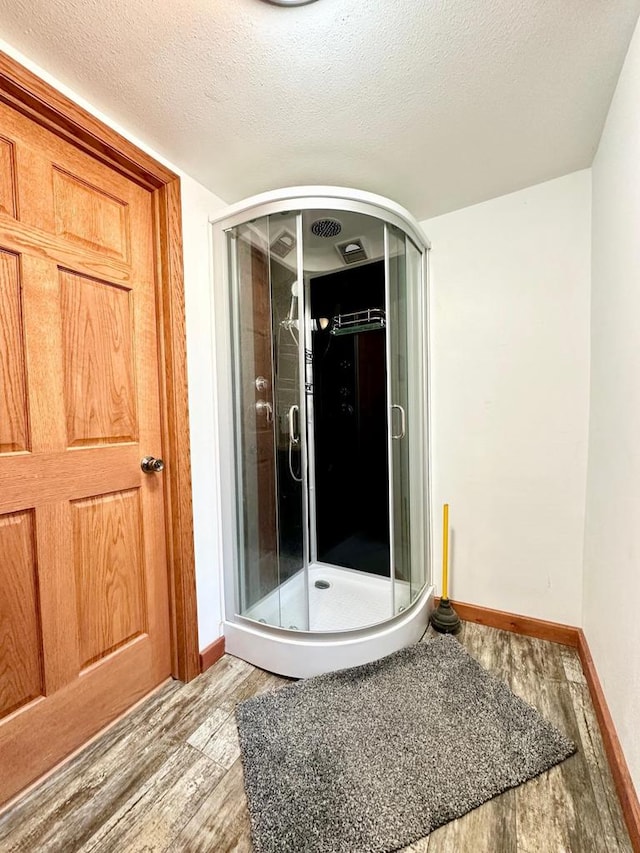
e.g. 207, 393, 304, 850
0, 39, 227, 650
584, 16, 640, 795
180, 177, 227, 647
422, 171, 591, 624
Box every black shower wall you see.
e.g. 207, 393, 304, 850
311, 261, 391, 577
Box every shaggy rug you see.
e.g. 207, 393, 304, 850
235, 635, 576, 853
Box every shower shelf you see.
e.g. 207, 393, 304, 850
330, 308, 386, 336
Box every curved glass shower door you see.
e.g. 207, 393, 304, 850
386, 224, 428, 613
228, 213, 309, 630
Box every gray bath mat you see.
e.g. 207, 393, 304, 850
235, 635, 576, 853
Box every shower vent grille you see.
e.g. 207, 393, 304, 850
270, 229, 296, 258
337, 238, 368, 265
310, 218, 342, 238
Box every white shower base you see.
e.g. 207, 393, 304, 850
225, 565, 433, 678
244, 563, 412, 632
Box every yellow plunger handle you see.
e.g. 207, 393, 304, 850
442, 503, 449, 600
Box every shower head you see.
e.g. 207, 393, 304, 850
310, 218, 342, 238
282, 281, 299, 331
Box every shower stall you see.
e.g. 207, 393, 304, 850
211, 187, 433, 677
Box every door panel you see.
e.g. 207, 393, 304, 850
0, 137, 17, 217
60, 270, 137, 446
0, 97, 171, 806
52, 167, 131, 261
0, 510, 42, 719
72, 489, 147, 668
0, 249, 28, 452
36, 501, 78, 694
21, 254, 67, 452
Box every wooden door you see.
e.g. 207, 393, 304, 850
0, 98, 171, 806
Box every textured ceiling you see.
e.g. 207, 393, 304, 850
1, 0, 639, 219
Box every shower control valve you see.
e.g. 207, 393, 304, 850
255, 400, 273, 423
255, 376, 269, 391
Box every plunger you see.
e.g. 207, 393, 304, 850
430, 503, 461, 634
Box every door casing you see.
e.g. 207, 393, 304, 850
0, 50, 200, 683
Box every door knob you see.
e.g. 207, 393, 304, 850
141, 456, 165, 473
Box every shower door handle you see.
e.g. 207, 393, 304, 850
288, 404, 300, 445
391, 404, 406, 440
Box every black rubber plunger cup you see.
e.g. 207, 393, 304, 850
430, 596, 461, 633
430, 504, 461, 634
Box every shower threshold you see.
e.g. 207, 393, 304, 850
226, 575, 433, 678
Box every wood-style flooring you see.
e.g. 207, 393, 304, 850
0, 622, 633, 852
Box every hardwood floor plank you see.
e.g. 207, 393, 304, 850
78, 746, 226, 853
510, 641, 608, 853
185, 666, 283, 770
142, 653, 257, 739
424, 789, 517, 853
560, 646, 586, 685
189, 715, 240, 770
188, 668, 287, 771
509, 632, 566, 686
460, 621, 515, 683
516, 763, 577, 853
174, 758, 253, 853
185, 707, 230, 753
567, 681, 633, 853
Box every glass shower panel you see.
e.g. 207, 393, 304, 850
268, 212, 308, 630
386, 224, 413, 614
405, 237, 428, 602
228, 215, 308, 630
